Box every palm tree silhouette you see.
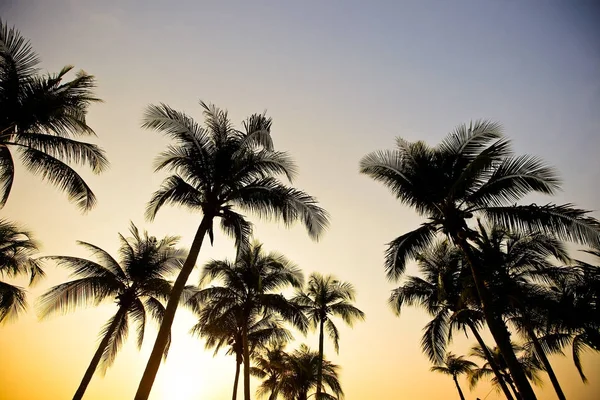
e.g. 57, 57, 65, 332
0, 218, 43, 323
0, 19, 108, 210
251, 342, 289, 400
389, 239, 515, 400
431, 352, 477, 400
187, 241, 307, 400
135, 102, 329, 400
278, 344, 343, 400
472, 223, 570, 399
38, 223, 183, 400
360, 120, 600, 399
292, 273, 364, 399
469, 343, 543, 399
191, 305, 292, 400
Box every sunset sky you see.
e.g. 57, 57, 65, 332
1, 1, 599, 399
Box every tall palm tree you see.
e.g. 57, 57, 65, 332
0, 19, 108, 210
360, 120, 600, 399
38, 223, 183, 400
389, 239, 515, 400
251, 342, 289, 400
292, 273, 364, 399
472, 223, 571, 400
191, 304, 292, 400
278, 344, 343, 400
135, 102, 329, 400
187, 241, 308, 400
0, 218, 43, 323
430, 352, 477, 400
469, 343, 544, 399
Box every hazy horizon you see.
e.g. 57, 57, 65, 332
1, 1, 599, 399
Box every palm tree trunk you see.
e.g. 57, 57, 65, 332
505, 374, 521, 400
242, 323, 251, 400
232, 356, 241, 400
134, 215, 213, 400
316, 317, 325, 399
455, 238, 537, 400
468, 322, 515, 400
524, 323, 566, 400
453, 376, 467, 400
73, 306, 127, 400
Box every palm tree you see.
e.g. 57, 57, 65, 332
278, 344, 343, 400
389, 239, 515, 400
430, 352, 477, 400
187, 241, 308, 400
539, 250, 600, 383
472, 223, 571, 400
469, 343, 543, 399
135, 102, 329, 400
191, 304, 292, 400
38, 223, 183, 400
0, 19, 108, 210
0, 218, 43, 323
251, 342, 289, 400
292, 273, 364, 399
360, 120, 600, 400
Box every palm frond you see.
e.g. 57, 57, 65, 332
98, 309, 129, 373
145, 175, 203, 221
18, 147, 98, 211
421, 310, 450, 365
0, 280, 27, 323
385, 223, 438, 281
0, 146, 14, 207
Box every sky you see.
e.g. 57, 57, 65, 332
1, 0, 599, 399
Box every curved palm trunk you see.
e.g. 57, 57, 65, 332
232, 355, 242, 400
73, 306, 127, 400
135, 215, 213, 400
242, 324, 251, 400
456, 238, 537, 400
468, 322, 515, 400
453, 375, 466, 400
523, 323, 566, 400
316, 317, 325, 399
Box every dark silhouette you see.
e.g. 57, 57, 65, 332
186, 241, 307, 400
37, 223, 183, 400
0, 218, 43, 323
134, 102, 329, 400
431, 352, 477, 400
278, 344, 343, 400
0, 19, 108, 210
292, 273, 364, 399
251, 342, 288, 400
360, 120, 600, 400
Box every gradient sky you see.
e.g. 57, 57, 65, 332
1, 1, 599, 399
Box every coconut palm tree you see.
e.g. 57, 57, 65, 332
360, 120, 600, 399
38, 223, 183, 400
431, 352, 477, 400
471, 223, 571, 400
278, 344, 343, 400
251, 342, 289, 400
469, 343, 544, 399
538, 251, 600, 383
0, 218, 43, 323
191, 304, 292, 400
292, 273, 364, 399
186, 241, 308, 400
135, 102, 329, 400
389, 239, 515, 399
0, 19, 108, 210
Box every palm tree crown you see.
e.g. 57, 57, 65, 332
0, 19, 108, 210
187, 241, 307, 400
0, 218, 43, 323
38, 223, 183, 400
